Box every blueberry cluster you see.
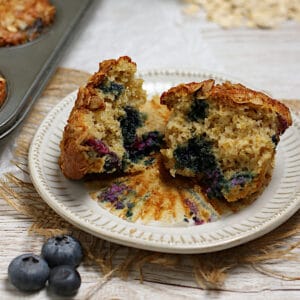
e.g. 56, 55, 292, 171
228, 172, 254, 188
202, 169, 226, 199
174, 135, 217, 174
187, 99, 209, 122
97, 182, 136, 219
183, 198, 205, 225
99, 183, 130, 210
85, 106, 164, 174
8, 235, 83, 296
85, 138, 121, 173
174, 135, 254, 199
98, 80, 124, 99
174, 135, 225, 199
126, 131, 164, 162
119, 106, 144, 148
120, 106, 164, 163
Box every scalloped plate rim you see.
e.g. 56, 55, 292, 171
28, 69, 300, 254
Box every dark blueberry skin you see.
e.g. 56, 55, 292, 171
188, 99, 209, 121
8, 253, 50, 292
41, 235, 83, 268
84, 139, 121, 172
119, 106, 143, 147
98, 81, 124, 98
104, 152, 121, 172
229, 172, 254, 188
119, 106, 164, 164
174, 135, 256, 200
48, 265, 81, 297
271, 134, 279, 146
174, 135, 218, 174
174, 135, 225, 199
85, 139, 110, 156
126, 131, 164, 162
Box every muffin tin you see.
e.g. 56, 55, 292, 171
0, 0, 94, 140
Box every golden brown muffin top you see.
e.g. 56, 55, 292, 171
59, 56, 145, 180
74, 56, 135, 111
87, 56, 135, 89
0, 0, 55, 46
160, 79, 292, 134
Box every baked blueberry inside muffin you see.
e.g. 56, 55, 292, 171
160, 80, 292, 202
59, 56, 165, 180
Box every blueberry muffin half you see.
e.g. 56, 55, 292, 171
0, 0, 55, 47
160, 80, 292, 202
59, 56, 164, 180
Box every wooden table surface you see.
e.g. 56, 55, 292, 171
0, 194, 299, 299
0, 0, 300, 299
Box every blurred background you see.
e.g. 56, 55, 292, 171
60, 0, 300, 99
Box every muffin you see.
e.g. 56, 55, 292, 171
59, 56, 165, 180
0, 0, 56, 47
160, 80, 292, 202
0, 75, 6, 107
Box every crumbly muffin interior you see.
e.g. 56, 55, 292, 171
161, 81, 291, 202
60, 57, 165, 179
80, 59, 147, 173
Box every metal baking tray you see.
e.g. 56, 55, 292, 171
0, 0, 94, 141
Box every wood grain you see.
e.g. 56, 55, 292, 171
0, 67, 299, 300
200, 23, 300, 100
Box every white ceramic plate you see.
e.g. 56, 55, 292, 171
28, 70, 300, 254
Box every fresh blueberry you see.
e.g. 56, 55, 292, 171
8, 253, 50, 292
41, 235, 83, 268
48, 265, 81, 296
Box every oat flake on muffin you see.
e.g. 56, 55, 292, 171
59, 56, 166, 180
160, 80, 292, 202
0, 0, 55, 47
